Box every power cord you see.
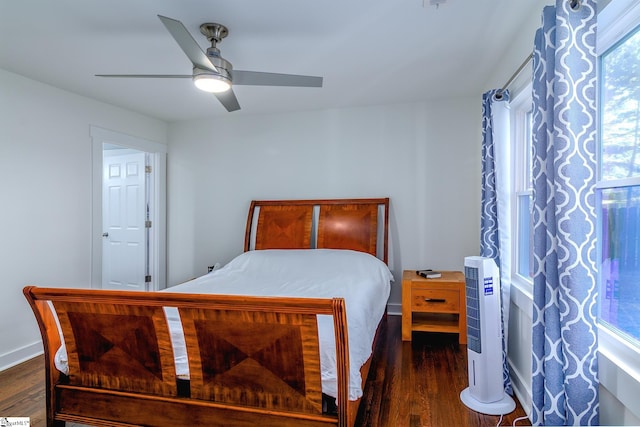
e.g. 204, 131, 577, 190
495, 413, 530, 427
512, 415, 530, 426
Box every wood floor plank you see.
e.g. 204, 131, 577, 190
0, 316, 530, 426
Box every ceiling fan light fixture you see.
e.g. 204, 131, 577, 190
193, 73, 231, 93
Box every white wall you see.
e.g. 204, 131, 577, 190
0, 68, 167, 370
167, 99, 482, 312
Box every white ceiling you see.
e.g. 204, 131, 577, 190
0, 0, 539, 122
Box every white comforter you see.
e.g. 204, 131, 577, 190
165, 249, 392, 401
54, 249, 392, 401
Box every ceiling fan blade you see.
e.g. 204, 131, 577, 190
215, 89, 241, 112
96, 74, 192, 78
232, 70, 323, 87
157, 15, 217, 73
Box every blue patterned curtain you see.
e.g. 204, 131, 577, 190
531, 1, 598, 425
480, 88, 512, 396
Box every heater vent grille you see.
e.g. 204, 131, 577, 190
464, 266, 481, 354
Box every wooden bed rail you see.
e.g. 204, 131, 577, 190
24, 286, 351, 427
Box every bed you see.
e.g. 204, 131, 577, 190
24, 197, 391, 427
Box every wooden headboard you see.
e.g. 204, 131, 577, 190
244, 198, 390, 264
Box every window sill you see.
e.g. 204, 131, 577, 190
598, 325, 640, 420
598, 325, 640, 380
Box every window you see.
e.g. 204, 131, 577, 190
598, 21, 640, 345
511, 87, 534, 284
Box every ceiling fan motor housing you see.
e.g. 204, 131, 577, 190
205, 47, 232, 73
192, 47, 231, 84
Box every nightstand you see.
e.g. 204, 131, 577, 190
401, 270, 467, 344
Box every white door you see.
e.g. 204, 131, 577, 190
102, 151, 147, 290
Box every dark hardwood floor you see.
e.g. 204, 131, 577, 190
356, 316, 530, 426
0, 354, 46, 426
0, 315, 530, 426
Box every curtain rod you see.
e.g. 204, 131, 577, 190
495, 53, 533, 99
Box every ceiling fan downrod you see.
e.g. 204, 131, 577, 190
200, 23, 228, 48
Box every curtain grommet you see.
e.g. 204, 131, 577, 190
569, 0, 581, 11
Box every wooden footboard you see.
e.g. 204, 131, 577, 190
24, 286, 354, 427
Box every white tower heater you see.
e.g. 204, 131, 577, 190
460, 256, 515, 415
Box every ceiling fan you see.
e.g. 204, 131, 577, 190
96, 15, 323, 112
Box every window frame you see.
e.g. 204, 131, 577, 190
510, 85, 534, 293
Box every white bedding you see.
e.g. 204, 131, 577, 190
55, 249, 392, 401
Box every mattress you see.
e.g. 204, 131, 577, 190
55, 249, 392, 401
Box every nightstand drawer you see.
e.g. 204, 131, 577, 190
411, 289, 460, 313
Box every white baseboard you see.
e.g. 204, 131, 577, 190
387, 302, 402, 316
508, 357, 532, 418
0, 341, 43, 372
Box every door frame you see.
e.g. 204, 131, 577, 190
91, 126, 167, 290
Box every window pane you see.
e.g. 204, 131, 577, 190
524, 110, 533, 187
517, 193, 533, 278
599, 186, 640, 343
601, 25, 640, 181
